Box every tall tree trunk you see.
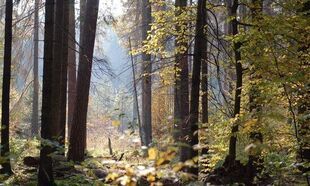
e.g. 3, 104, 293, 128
201, 41, 208, 123
174, 0, 190, 162
38, 0, 55, 184
141, 0, 152, 147
227, 0, 242, 162
79, 0, 86, 47
67, 0, 76, 140
188, 0, 207, 176
59, 0, 70, 147
50, 0, 64, 145
0, 0, 13, 175
132, 0, 140, 133
68, 0, 99, 162
200, 37, 208, 157
31, 0, 39, 137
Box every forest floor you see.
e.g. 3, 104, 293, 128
1, 125, 308, 185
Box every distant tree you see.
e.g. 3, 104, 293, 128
188, 0, 207, 176
141, 0, 152, 146
31, 0, 39, 137
68, 0, 99, 162
0, 0, 13, 175
38, 0, 55, 184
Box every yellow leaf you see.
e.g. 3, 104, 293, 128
112, 120, 121, 127
147, 174, 156, 182
156, 157, 166, 166
125, 165, 135, 176
173, 162, 184, 172
105, 172, 119, 181
148, 147, 158, 160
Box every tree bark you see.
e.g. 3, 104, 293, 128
188, 0, 207, 176
227, 0, 242, 162
68, 0, 99, 162
201, 42, 208, 123
50, 0, 65, 145
141, 0, 152, 147
0, 0, 13, 175
173, 0, 190, 162
79, 0, 86, 47
31, 0, 39, 137
67, 0, 76, 140
59, 0, 70, 147
38, 0, 55, 184
201, 34, 208, 157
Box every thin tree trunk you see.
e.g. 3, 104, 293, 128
188, 0, 207, 176
129, 38, 142, 142
0, 0, 13, 175
201, 42, 208, 123
68, 0, 99, 162
31, 0, 39, 137
38, 0, 55, 184
67, 0, 76, 140
141, 0, 152, 147
201, 38, 208, 157
228, 0, 242, 162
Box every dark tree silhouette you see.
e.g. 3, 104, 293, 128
67, 0, 77, 140
59, 0, 70, 146
188, 0, 207, 176
1, 0, 13, 175
38, 0, 55, 184
51, 0, 65, 144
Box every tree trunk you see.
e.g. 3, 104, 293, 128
68, 0, 99, 162
188, 0, 207, 176
0, 0, 13, 175
79, 0, 86, 47
67, 0, 76, 140
38, 0, 55, 184
59, 0, 70, 147
174, 0, 190, 162
141, 0, 152, 147
31, 0, 39, 137
201, 35, 208, 157
50, 0, 64, 144
129, 38, 142, 141
201, 42, 208, 124
227, 0, 242, 162
132, 0, 140, 133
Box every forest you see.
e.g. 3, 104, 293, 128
0, 0, 309, 185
